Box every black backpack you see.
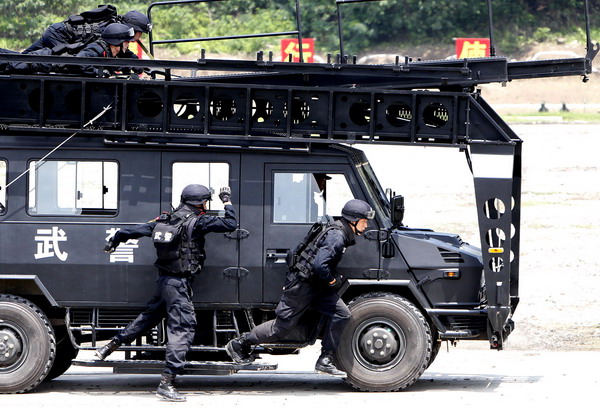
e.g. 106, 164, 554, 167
64, 5, 118, 44
287, 219, 344, 280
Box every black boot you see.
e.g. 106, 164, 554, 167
156, 373, 186, 402
95, 337, 121, 360
225, 335, 253, 364
315, 350, 347, 378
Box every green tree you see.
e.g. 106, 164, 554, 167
0, 0, 598, 56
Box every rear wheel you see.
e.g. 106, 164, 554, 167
0, 295, 56, 393
336, 292, 432, 391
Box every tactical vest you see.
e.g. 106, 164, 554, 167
152, 207, 204, 277
288, 220, 348, 280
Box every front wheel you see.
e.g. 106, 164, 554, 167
336, 292, 432, 392
0, 295, 56, 393
44, 325, 78, 381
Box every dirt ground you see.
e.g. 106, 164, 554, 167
480, 74, 600, 108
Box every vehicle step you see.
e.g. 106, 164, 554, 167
72, 359, 277, 375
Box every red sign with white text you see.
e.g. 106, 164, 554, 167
281, 38, 315, 63
455, 38, 490, 58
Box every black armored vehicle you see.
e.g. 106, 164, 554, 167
0, 0, 597, 394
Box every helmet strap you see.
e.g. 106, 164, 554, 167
349, 220, 361, 236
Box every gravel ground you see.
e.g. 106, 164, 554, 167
362, 123, 600, 352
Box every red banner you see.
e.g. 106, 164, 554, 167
455, 38, 490, 59
281, 38, 315, 63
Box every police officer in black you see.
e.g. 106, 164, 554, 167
23, 6, 151, 54
96, 184, 236, 402
0, 23, 141, 76
226, 199, 374, 377
120, 10, 153, 43
70, 23, 141, 77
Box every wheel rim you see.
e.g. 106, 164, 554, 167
0, 322, 27, 373
351, 317, 406, 371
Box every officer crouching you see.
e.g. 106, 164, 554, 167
70, 22, 142, 77
226, 199, 374, 378
97, 184, 236, 402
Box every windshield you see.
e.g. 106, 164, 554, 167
346, 148, 391, 228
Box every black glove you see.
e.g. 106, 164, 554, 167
104, 238, 118, 253
219, 186, 232, 203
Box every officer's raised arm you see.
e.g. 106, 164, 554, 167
103, 221, 155, 253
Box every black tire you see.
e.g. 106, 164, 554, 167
336, 292, 432, 392
0, 294, 56, 393
44, 325, 78, 381
427, 338, 442, 369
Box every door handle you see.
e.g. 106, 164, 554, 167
266, 249, 289, 263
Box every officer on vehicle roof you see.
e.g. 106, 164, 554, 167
121, 10, 153, 42
70, 23, 141, 77
0, 23, 141, 76
96, 184, 237, 402
226, 199, 375, 378
22, 6, 151, 55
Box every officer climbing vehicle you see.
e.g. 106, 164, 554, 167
0, 0, 597, 394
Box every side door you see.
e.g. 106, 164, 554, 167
262, 164, 381, 303
162, 152, 241, 304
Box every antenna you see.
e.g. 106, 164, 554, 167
487, 0, 496, 57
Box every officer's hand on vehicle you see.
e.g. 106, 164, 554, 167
219, 186, 232, 203
104, 238, 117, 253
327, 276, 343, 291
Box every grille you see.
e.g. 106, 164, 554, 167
438, 247, 464, 263
69, 308, 144, 327
446, 316, 486, 332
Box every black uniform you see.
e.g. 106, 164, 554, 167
245, 219, 354, 352
0, 47, 54, 74
23, 5, 118, 54
71, 39, 140, 77
109, 203, 236, 376
23, 22, 75, 54
0, 40, 139, 76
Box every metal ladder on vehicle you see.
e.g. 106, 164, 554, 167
212, 310, 240, 347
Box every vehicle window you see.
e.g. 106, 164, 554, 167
28, 160, 118, 216
0, 160, 6, 214
273, 172, 354, 223
172, 162, 230, 211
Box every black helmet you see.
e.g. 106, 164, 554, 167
122, 10, 152, 34
102, 23, 135, 45
341, 199, 375, 222
181, 184, 212, 205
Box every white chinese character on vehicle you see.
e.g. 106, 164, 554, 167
106, 228, 139, 263
34, 226, 68, 261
